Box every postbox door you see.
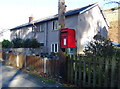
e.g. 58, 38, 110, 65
68, 29, 76, 48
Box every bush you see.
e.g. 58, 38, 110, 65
114, 47, 120, 57
12, 38, 23, 48
30, 39, 40, 48
2, 40, 12, 48
23, 39, 31, 48
23, 38, 40, 48
84, 35, 114, 57
12, 38, 40, 48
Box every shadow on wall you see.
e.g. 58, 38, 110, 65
10, 27, 34, 40
77, 9, 94, 54
97, 21, 108, 38
77, 8, 108, 54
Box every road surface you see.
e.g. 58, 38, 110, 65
0, 61, 67, 89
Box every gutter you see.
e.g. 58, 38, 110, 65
98, 5, 110, 27
79, 3, 98, 14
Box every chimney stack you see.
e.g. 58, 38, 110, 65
29, 16, 34, 23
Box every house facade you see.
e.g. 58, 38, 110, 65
10, 3, 109, 54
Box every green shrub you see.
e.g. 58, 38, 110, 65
23, 38, 40, 48
84, 35, 114, 57
30, 39, 40, 48
114, 47, 120, 57
2, 39, 12, 48
11, 38, 40, 48
23, 39, 31, 48
12, 38, 23, 48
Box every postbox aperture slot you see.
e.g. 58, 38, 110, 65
61, 31, 67, 33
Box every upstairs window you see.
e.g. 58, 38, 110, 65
39, 23, 45, 32
32, 26, 37, 32
52, 21, 58, 30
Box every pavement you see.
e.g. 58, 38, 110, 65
0, 59, 68, 89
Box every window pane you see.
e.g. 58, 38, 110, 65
39, 24, 45, 32
41, 25, 44, 31
53, 21, 55, 30
40, 43, 44, 46
55, 21, 58, 29
52, 44, 54, 52
53, 21, 58, 30
55, 44, 58, 52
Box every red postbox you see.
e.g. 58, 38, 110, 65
60, 28, 76, 48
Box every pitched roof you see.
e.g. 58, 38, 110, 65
10, 3, 98, 31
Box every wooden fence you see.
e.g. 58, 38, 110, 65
26, 56, 44, 73
67, 55, 120, 88
25, 54, 120, 88
25, 56, 67, 81
1, 52, 120, 88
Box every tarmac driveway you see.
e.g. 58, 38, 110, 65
0, 62, 67, 89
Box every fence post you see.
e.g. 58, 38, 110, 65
93, 58, 96, 87
44, 57, 47, 73
83, 57, 86, 86
48, 60, 51, 75
74, 54, 77, 85
98, 58, 102, 87
88, 59, 91, 87
67, 55, 70, 82
104, 58, 109, 87
16, 54, 19, 67
78, 57, 82, 86
70, 55, 73, 84
24, 55, 26, 68
111, 58, 116, 87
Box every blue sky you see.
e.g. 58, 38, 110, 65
0, 0, 119, 30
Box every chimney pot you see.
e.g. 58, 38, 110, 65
29, 16, 34, 23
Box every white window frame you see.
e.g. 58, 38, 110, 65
51, 43, 58, 52
40, 42, 44, 46
52, 20, 58, 30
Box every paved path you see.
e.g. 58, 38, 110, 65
0, 61, 67, 88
